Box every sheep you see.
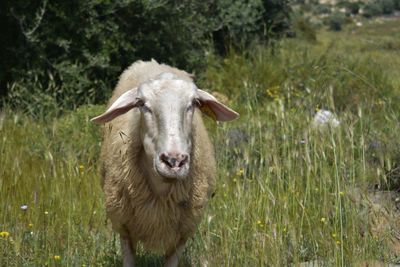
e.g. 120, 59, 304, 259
91, 60, 239, 267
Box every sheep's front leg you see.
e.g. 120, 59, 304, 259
164, 242, 186, 267
121, 235, 135, 267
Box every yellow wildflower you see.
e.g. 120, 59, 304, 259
0, 231, 10, 238
54, 255, 61, 261
336, 240, 341, 245
320, 217, 326, 224
28, 223, 33, 228
236, 169, 244, 176
44, 211, 49, 215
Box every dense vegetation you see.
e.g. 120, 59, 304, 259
1, 17, 400, 266
0, 0, 291, 115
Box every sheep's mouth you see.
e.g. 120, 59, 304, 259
155, 161, 190, 181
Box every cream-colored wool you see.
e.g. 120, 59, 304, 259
100, 60, 216, 253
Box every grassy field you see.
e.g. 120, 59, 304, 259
1, 19, 400, 266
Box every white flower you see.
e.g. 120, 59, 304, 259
20, 205, 28, 211
312, 109, 340, 128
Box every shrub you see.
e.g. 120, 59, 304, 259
313, 4, 332, 14
348, 2, 361, 14
380, 0, 396, 14
0, 0, 292, 115
328, 13, 345, 31
292, 17, 317, 42
363, 2, 383, 17
394, 0, 400, 9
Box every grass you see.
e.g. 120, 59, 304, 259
1, 19, 400, 266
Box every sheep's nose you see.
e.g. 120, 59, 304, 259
159, 152, 189, 169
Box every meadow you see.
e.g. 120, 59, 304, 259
1, 19, 400, 266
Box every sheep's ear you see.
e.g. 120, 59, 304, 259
91, 88, 140, 124
197, 89, 239, 122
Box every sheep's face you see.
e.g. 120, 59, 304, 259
138, 74, 197, 180
91, 71, 239, 182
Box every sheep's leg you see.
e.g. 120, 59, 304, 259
121, 235, 135, 267
164, 242, 186, 267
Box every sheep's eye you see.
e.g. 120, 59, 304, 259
137, 100, 152, 113
187, 99, 200, 112
186, 100, 196, 112
136, 99, 145, 107
193, 99, 201, 107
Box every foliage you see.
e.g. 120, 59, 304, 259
312, 3, 332, 14
328, 12, 346, 31
380, 0, 396, 14
292, 17, 317, 42
337, 1, 361, 15
347, 2, 361, 14
363, 2, 384, 17
0, 0, 291, 117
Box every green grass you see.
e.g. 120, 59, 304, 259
1, 20, 400, 266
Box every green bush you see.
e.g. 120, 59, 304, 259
0, 0, 292, 116
328, 13, 345, 31
380, 0, 396, 14
363, 2, 383, 17
292, 17, 317, 43
394, 0, 400, 9
312, 4, 332, 14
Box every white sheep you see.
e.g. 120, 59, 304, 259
91, 60, 238, 267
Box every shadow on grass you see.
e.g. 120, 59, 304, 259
98, 251, 192, 267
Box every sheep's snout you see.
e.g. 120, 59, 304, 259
160, 152, 189, 169
156, 151, 190, 179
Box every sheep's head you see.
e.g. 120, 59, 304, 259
91, 72, 238, 181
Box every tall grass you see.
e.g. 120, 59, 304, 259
1, 20, 400, 266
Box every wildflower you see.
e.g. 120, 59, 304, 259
44, 211, 49, 215
79, 165, 85, 172
320, 217, 327, 224
339, 191, 345, 196
336, 240, 341, 245
0, 231, 10, 238
312, 109, 340, 128
236, 169, 244, 176
256, 220, 264, 228
332, 233, 337, 238
28, 223, 33, 228
54, 255, 61, 261
20, 204, 28, 211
